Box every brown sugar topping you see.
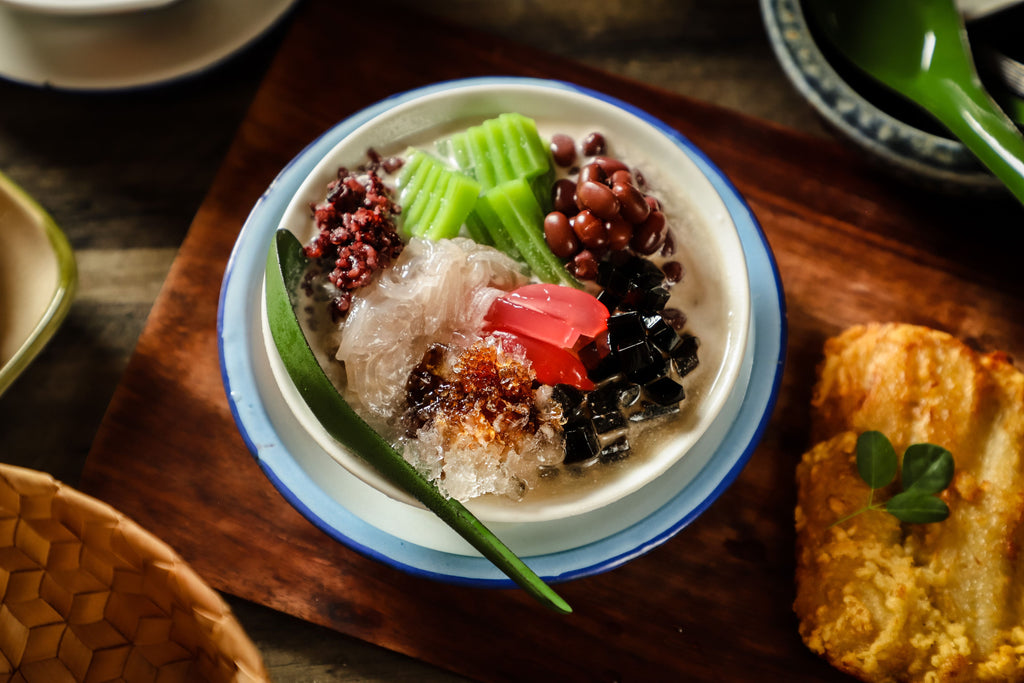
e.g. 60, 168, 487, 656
404, 341, 542, 447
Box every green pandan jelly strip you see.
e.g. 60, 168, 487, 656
501, 113, 549, 179
423, 136, 489, 242
394, 151, 431, 227
463, 212, 493, 246
441, 129, 478, 182
481, 119, 515, 185
491, 116, 528, 180
396, 150, 480, 239
470, 200, 521, 261
476, 177, 580, 288
424, 172, 482, 240
412, 172, 450, 236
505, 113, 556, 210
441, 113, 553, 193
394, 152, 427, 199
401, 163, 442, 233
465, 126, 498, 190
439, 132, 475, 182
395, 147, 426, 184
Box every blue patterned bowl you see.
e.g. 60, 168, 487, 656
761, 0, 1003, 195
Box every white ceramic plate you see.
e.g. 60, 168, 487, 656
218, 77, 786, 584
0, 0, 297, 91
0, 171, 76, 397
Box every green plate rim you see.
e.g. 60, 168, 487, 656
0, 170, 77, 397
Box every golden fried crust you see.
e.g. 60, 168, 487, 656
796, 323, 1024, 682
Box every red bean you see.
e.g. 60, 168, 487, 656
551, 178, 578, 216
660, 229, 676, 256
577, 180, 620, 220
631, 210, 667, 254
661, 307, 687, 331
550, 134, 577, 167
593, 156, 629, 177
543, 211, 580, 259
582, 132, 606, 156
662, 260, 684, 284
571, 209, 608, 249
606, 217, 633, 251
612, 182, 650, 225
382, 156, 404, 173
570, 250, 599, 280
610, 169, 634, 186
644, 195, 661, 212
577, 162, 607, 186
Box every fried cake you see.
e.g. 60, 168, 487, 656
795, 323, 1024, 682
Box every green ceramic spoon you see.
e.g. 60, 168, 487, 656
265, 229, 571, 615
805, 0, 1024, 205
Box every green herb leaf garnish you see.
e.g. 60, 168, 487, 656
884, 490, 952, 521
855, 430, 898, 489
266, 229, 572, 614
900, 442, 955, 495
831, 431, 954, 527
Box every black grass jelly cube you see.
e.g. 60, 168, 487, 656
643, 314, 682, 353
599, 437, 631, 463
671, 333, 700, 377
644, 376, 686, 405
563, 419, 601, 464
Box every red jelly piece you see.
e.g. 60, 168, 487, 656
483, 297, 582, 349
490, 331, 595, 391
505, 283, 610, 338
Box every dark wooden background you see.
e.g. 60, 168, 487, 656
3, 1, 1023, 681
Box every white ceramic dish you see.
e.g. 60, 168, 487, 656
0, 171, 76, 397
0, 0, 177, 15
266, 81, 752, 524
219, 78, 786, 584
0, 0, 297, 91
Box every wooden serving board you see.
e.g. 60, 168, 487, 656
79, 0, 1024, 680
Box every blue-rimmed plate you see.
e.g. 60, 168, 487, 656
218, 77, 786, 586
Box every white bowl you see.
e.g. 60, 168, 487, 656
262, 80, 752, 524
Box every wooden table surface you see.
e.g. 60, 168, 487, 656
2, 1, 1019, 681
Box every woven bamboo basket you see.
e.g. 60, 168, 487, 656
0, 464, 269, 683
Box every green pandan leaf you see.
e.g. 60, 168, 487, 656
901, 443, 955, 495
265, 229, 571, 615
885, 490, 950, 524
855, 430, 898, 490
